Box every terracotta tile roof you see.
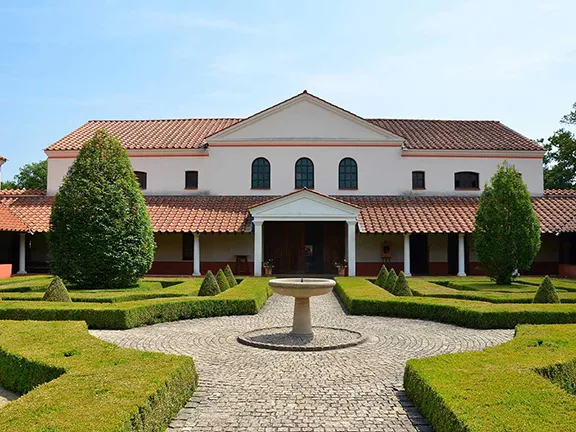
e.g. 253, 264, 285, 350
0, 189, 46, 196
46, 118, 242, 151
544, 189, 576, 196
44, 117, 542, 154
366, 119, 543, 152
2, 194, 575, 234
249, 188, 361, 210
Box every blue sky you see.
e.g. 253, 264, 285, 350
1, 0, 575, 180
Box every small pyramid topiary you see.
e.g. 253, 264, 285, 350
384, 268, 398, 293
394, 272, 413, 296
533, 276, 560, 304
43, 276, 72, 302
198, 270, 221, 296
216, 269, 231, 292
224, 264, 237, 287
375, 265, 389, 288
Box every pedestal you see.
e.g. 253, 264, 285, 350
292, 297, 312, 335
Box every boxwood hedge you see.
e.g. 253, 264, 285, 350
0, 320, 197, 431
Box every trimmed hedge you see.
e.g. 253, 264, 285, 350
224, 265, 238, 287
42, 276, 71, 302
0, 278, 273, 330
534, 276, 560, 304
404, 324, 576, 431
0, 320, 197, 431
335, 277, 576, 329
198, 270, 221, 296
216, 269, 231, 292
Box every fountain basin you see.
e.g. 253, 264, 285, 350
268, 278, 335, 336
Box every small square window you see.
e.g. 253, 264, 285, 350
185, 171, 198, 189
412, 171, 425, 189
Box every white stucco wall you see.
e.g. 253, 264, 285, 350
357, 234, 405, 262
154, 233, 253, 262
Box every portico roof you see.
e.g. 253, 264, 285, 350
1, 191, 576, 234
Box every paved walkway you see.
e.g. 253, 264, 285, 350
92, 293, 514, 432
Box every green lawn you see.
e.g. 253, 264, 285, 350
0, 320, 197, 431
404, 324, 576, 431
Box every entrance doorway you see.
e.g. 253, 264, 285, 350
447, 234, 469, 275
263, 222, 345, 274
410, 234, 429, 275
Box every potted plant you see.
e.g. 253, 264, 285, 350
263, 259, 274, 276
334, 259, 347, 276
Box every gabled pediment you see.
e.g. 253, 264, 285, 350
207, 92, 404, 144
250, 189, 359, 222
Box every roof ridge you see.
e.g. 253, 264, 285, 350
368, 118, 501, 123
87, 118, 244, 123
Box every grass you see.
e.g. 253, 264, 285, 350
404, 324, 576, 432
0, 320, 197, 431
0, 277, 272, 329
336, 277, 576, 329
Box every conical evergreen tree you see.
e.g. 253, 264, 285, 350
216, 269, 231, 292
533, 276, 560, 304
49, 130, 155, 289
375, 265, 389, 288
43, 276, 72, 302
224, 264, 237, 287
394, 272, 413, 296
198, 270, 221, 296
384, 268, 398, 293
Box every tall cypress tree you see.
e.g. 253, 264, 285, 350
49, 130, 156, 289
474, 162, 540, 285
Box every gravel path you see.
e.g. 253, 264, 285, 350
92, 292, 514, 432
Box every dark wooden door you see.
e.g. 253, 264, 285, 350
410, 234, 429, 275
324, 222, 345, 275
264, 222, 304, 274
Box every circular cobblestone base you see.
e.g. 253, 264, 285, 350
238, 326, 366, 351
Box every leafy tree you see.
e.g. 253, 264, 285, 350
49, 130, 156, 289
375, 265, 389, 288
1, 159, 47, 190
384, 268, 398, 293
216, 269, 230, 292
198, 270, 221, 296
224, 264, 237, 287
393, 271, 413, 296
42, 276, 71, 302
542, 102, 576, 190
533, 276, 560, 304
474, 162, 541, 285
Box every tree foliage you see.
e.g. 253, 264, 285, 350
533, 276, 560, 304
224, 265, 237, 287
43, 276, 72, 302
375, 265, 389, 288
542, 102, 576, 190
49, 130, 156, 289
474, 162, 541, 285
216, 269, 230, 292
1, 159, 47, 190
198, 270, 221, 296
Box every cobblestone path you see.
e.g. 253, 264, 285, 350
91, 292, 514, 432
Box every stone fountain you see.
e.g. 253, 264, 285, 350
237, 277, 365, 351
268, 278, 335, 335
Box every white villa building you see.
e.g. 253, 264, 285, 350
2, 91, 576, 277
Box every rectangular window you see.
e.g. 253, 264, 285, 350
455, 172, 479, 190
182, 233, 194, 260
185, 171, 198, 189
135, 171, 147, 190
412, 171, 425, 189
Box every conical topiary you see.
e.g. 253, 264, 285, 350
216, 269, 230, 292
375, 265, 389, 288
384, 268, 398, 293
198, 270, 221, 296
224, 264, 237, 287
394, 272, 413, 296
43, 276, 72, 302
533, 276, 560, 304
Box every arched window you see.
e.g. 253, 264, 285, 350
454, 172, 479, 190
134, 171, 147, 190
251, 158, 270, 189
339, 158, 358, 189
295, 158, 314, 189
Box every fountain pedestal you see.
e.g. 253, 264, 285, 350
268, 278, 335, 335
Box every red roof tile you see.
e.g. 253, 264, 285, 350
544, 189, 576, 196
0, 189, 46, 196
1, 194, 575, 235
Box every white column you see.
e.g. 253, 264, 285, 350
347, 221, 356, 277
457, 233, 467, 277
254, 221, 263, 277
193, 233, 201, 276
17, 233, 27, 275
403, 233, 411, 276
